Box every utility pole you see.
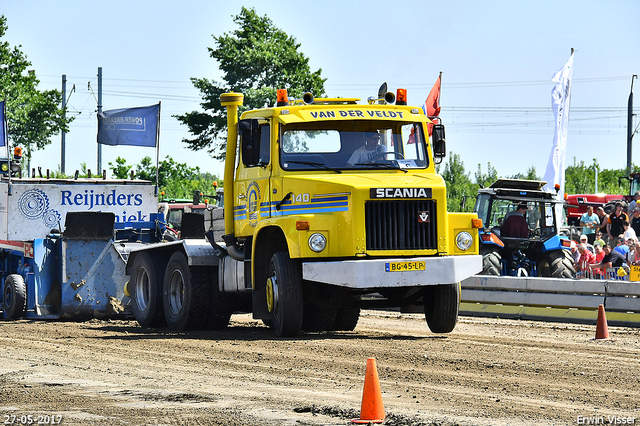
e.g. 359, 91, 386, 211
628, 75, 637, 175
61, 75, 66, 175
97, 67, 102, 174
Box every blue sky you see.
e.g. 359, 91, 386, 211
1, 0, 639, 181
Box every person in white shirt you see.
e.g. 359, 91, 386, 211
347, 131, 389, 166
623, 220, 637, 242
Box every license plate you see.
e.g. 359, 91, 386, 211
385, 261, 426, 272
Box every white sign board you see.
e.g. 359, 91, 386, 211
0, 179, 157, 241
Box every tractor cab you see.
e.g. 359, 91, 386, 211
474, 179, 574, 277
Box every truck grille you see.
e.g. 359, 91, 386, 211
365, 200, 438, 250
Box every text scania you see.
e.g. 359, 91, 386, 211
371, 187, 433, 199
61, 189, 143, 210
309, 110, 404, 119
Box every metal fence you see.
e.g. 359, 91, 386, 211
574, 263, 631, 281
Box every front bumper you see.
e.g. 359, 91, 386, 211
302, 255, 482, 289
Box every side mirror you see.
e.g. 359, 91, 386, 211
432, 124, 446, 159
193, 190, 201, 205
239, 119, 261, 166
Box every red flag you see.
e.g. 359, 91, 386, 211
423, 75, 441, 136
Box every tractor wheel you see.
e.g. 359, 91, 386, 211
423, 283, 460, 334
163, 252, 209, 330
3, 274, 26, 319
130, 252, 166, 328
539, 250, 575, 278
480, 247, 502, 275
266, 251, 303, 337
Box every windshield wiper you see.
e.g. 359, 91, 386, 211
285, 160, 342, 173
353, 163, 408, 173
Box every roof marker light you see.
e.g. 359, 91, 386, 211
396, 88, 407, 105
277, 89, 289, 107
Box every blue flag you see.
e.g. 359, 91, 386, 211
0, 100, 7, 148
97, 103, 160, 147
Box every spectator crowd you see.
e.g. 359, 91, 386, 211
572, 199, 640, 279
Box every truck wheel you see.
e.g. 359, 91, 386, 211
3, 274, 26, 319
423, 283, 460, 334
130, 252, 165, 328
332, 307, 361, 331
302, 302, 337, 332
207, 267, 233, 330
480, 247, 502, 275
163, 252, 209, 331
266, 251, 303, 337
539, 250, 575, 278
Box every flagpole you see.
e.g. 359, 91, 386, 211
155, 101, 161, 197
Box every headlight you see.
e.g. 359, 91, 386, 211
456, 231, 473, 251
308, 233, 327, 253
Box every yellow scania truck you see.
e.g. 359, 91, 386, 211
126, 87, 482, 337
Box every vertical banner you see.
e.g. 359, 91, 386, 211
422, 74, 442, 136
97, 103, 160, 147
542, 51, 574, 206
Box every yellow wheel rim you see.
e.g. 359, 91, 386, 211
266, 276, 275, 312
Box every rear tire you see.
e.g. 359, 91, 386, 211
539, 250, 575, 278
480, 247, 502, 275
267, 252, 303, 337
424, 283, 460, 334
163, 252, 209, 330
130, 252, 165, 328
3, 274, 26, 319
207, 267, 233, 330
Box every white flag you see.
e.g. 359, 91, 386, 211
542, 52, 574, 198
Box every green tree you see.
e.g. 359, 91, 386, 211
0, 15, 72, 161
175, 7, 326, 160
108, 157, 133, 179
563, 158, 634, 195
474, 162, 498, 188
509, 166, 539, 181
439, 152, 476, 212
108, 155, 221, 200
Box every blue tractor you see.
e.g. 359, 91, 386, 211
473, 179, 575, 278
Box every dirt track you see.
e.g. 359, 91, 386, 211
1, 312, 639, 426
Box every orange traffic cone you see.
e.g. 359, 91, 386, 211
351, 358, 385, 424
595, 304, 614, 340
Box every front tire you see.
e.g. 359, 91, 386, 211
130, 252, 165, 328
332, 307, 361, 331
3, 274, 26, 319
266, 252, 303, 337
423, 283, 460, 334
163, 252, 209, 331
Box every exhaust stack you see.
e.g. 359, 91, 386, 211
219, 92, 244, 260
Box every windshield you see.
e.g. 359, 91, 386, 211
475, 194, 557, 238
279, 120, 428, 171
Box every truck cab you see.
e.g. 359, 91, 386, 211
219, 89, 482, 335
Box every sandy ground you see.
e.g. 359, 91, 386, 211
1, 311, 639, 426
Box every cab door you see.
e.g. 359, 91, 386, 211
234, 119, 272, 237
